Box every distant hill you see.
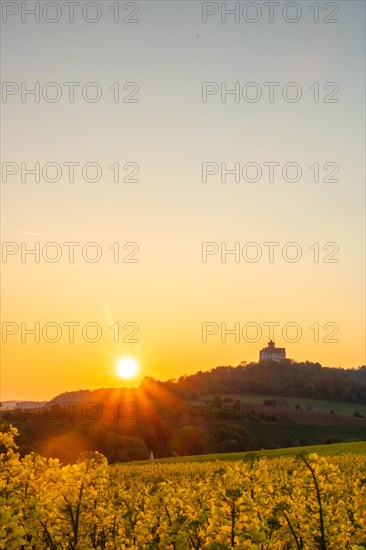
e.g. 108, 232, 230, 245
48, 388, 136, 405
48, 361, 366, 406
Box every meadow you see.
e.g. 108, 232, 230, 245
1, 425, 365, 549
124, 440, 366, 464
199, 394, 366, 418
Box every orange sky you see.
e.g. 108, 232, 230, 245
1, 2, 365, 401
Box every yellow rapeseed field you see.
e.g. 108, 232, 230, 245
1, 426, 365, 549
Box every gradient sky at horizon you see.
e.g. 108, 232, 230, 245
1, 0, 365, 401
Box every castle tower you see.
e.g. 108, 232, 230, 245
259, 341, 286, 362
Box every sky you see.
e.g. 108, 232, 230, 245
1, 0, 365, 401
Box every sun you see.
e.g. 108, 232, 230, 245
117, 357, 139, 379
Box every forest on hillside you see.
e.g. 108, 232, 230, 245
159, 361, 366, 403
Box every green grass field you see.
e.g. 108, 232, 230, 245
198, 393, 366, 417
124, 440, 366, 466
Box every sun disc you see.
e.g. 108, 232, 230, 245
117, 357, 139, 379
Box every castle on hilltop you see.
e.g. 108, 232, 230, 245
259, 340, 286, 362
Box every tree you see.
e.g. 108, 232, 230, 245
169, 425, 209, 456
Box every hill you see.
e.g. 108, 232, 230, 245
47, 361, 366, 406
167, 361, 366, 403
